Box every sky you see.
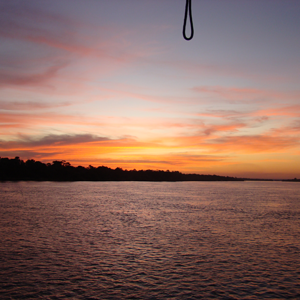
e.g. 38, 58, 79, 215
0, 0, 300, 179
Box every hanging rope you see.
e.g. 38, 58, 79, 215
183, 0, 194, 40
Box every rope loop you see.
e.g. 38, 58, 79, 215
183, 0, 194, 40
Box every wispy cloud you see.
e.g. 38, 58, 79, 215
0, 2, 85, 53
0, 1, 159, 95
209, 134, 299, 154
0, 63, 68, 87
193, 86, 300, 104
254, 105, 300, 118
0, 100, 72, 111
0, 134, 111, 149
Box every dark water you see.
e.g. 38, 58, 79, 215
0, 181, 299, 299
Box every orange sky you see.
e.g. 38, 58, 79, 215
1, 1, 300, 179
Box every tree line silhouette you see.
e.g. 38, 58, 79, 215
0, 156, 244, 181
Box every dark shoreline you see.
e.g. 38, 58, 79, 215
0, 156, 244, 182
1, 157, 298, 182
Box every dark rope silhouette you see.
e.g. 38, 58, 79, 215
183, 0, 194, 40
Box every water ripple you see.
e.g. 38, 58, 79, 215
0, 181, 299, 299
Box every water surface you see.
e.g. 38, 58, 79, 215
1, 181, 299, 299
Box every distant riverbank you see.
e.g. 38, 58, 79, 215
1, 157, 298, 182
0, 156, 243, 182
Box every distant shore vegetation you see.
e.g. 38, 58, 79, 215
0, 156, 245, 182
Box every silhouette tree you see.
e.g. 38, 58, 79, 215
0, 157, 245, 182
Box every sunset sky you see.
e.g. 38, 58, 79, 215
1, 0, 299, 179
